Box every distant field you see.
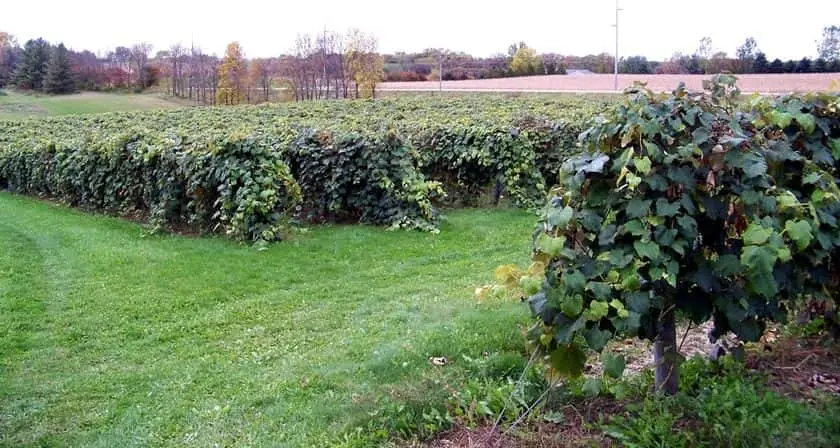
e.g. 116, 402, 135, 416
380, 73, 840, 93
0, 90, 185, 120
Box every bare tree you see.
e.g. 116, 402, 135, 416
130, 42, 153, 88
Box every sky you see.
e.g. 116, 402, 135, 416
2, 1, 838, 60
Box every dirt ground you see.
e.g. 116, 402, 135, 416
418, 325, 840, 448
380, 74, 840, 94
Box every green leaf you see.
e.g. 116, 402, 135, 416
620, 272, 641, 291
692, 127, 711, 145
582, 377, 602, 397
742, 223, 772, 246
785, 219, 813, 250
622, 219, 648, 236
626, 292, 650, 314
549, 206, 574, 229
602, 353, 627, 379
520, 276, 542, 296
586, 282, 612, 300
634, 156, 652, 175
561, 294, 583, 317
585, 327, 611, 351
655, 198, 681, 217
768, 110, 793, 129
712, 254, 742, 276
793, 113, 816, 134
626, 172, 642, 189
539, 235, 566, 256
776, 191, 800, 209
633, 240, 660, 260
829, 139, 840, 160
549, 344, 587, 378
742, 151, 767, 178
564, 270, 587, 292
803, 172, 821, 185
643, 141, 662, 159
625, 198, 652, 219
584, 301, 610, 321
741, 245, 778, 275
777, 247, 792, 262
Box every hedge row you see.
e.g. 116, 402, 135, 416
0, 96, 607, 241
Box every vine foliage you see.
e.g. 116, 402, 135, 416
498, 75, 840, 393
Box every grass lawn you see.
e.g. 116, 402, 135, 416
0, 90, 184, 120
0, 193, 535, 447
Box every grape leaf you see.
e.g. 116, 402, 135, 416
634, 240, 660, 260
625, 198, 652, 219
743, 223, 772, 246
585, 327, 611, 351
602, 353, 627, 379
561, 294, 583, 317
785, 219, 813, 250
549, 344, 587, 378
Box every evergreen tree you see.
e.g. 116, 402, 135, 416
13, 38, 49, 90
783, 60, 797, 73
814, 58, 828, 73
768, 58, 785, 74
44, 43, 75, 94
795, 57, 812, 73
752, 52, 769, 73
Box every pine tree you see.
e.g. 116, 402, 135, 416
13, 38, 49, 90
44, 43, 74, 94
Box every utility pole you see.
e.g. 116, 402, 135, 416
613, 0, 621, 91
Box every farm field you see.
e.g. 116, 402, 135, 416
0, 192, 535, 447
0, 90, 185, 120
380, 73, 840, 93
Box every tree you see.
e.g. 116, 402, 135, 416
130, 43, 153, 89
112, 46, 132, 84
248, 58, 274, 103
347, 30, 383, 99
783, 60, 797, 73
217, 42, 246, 105
769, 58, 785, 73
817, 25, 840, 61
43, 43, 74, 94
13, 38, 50, 90
814, 58, 828, 73
620, 56, 652, 74
0, 31, 18, 87
753, 52, 769, 73
695, 36, 713, 73
795, 57, 812, 73
708, 52, 733, 74
540, 53, 566, 75
510, 45, 538, 76
168, 44, 186, 97
735, 37, 758, 73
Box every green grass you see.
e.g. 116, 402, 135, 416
601, 357, 840, 447
0, 193, 535, 447
0, 90, 184, 120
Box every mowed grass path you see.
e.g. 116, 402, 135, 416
0, 90, 183, 120
0, 193, 534, 447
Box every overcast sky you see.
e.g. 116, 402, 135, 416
2, 1, 838, 60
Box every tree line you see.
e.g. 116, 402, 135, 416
384, 27, 840, 80
0, 28, 384, 104
1, 26, 838, 101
